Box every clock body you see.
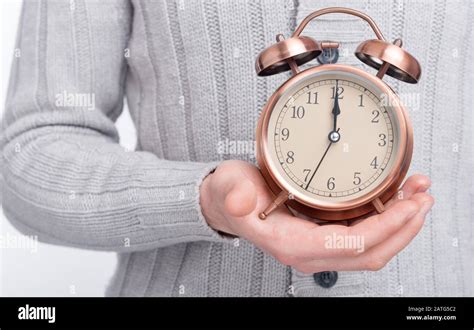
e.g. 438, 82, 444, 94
256, 64, 413, 220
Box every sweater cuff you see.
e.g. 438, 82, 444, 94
191, 161, 232, 242
137, 161, 233, 246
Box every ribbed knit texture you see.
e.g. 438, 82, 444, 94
1, 0, 472, 297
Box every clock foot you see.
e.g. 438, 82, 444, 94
259, 191, 289, 220
372, 197, 386, 214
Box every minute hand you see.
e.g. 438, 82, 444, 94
305, 128, 340, 190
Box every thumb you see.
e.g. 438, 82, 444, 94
224, 177, 257, 218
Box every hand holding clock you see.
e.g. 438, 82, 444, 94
200, 160, 434, 273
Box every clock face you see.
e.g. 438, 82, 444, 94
266, 69, 401, 206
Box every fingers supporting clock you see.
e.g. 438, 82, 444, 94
290, 192, 434, 273
254, 197, 419, 264
310, 199, 419, 258
352, 192, 433, 269
384, 174, 431, 208
349, 174, 431, 226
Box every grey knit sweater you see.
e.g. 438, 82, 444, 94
1, 0, 472, 297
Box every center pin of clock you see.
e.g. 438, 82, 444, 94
328, 130, 340, 143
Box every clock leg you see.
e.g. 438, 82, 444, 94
372, 197, 386, 214
259, 191, 289, 220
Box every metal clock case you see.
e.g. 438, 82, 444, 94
255, 7, 421, 221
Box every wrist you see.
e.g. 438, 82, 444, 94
200, 172, 220, 230
200, 170, 238, 237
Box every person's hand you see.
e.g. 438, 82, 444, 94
200, 160, 434, 273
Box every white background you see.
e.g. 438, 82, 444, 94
0, 0, 137, 296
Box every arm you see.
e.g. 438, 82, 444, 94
0, 0, 225, 252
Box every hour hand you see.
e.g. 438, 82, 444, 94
328, 80, 341, 143
332, 96, 341, 118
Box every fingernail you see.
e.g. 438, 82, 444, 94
416, 184, 430, 193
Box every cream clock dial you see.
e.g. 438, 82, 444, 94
267, 71, 400, 204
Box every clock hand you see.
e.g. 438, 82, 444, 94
305, 128, 340, 190
332, 80, 341, 130
328, 80, 341, 143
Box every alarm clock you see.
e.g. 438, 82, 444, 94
255, 7, 421, 221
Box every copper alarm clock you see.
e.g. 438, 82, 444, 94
255, 7, 421, 221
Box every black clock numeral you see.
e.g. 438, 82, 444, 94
286, 151, 295, 164
331, 86, 344, 99
291, 106, 305, 119
370, 156, 378, 169
327, 177, 336, 190
306, 91, 319, 104
281, 128, 290, 141
353, 172, 361, 185
303, 168, 311, 182
378, 133, 387, 146
358, 94, 364, 107
371, 110, 380, 123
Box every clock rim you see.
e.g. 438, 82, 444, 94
256, 64, 413, 220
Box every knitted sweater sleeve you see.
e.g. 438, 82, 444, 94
0, 0, 226, 251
